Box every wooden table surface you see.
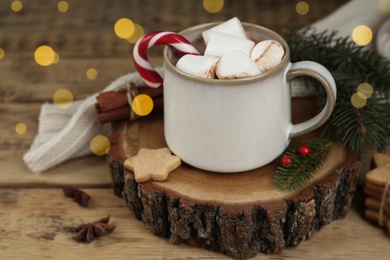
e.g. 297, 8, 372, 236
1, 0, 389, 259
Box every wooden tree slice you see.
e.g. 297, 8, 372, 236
108, 98, 361, 259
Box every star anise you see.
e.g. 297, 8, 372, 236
63, 185, 90, 207
72, 216, 116, 243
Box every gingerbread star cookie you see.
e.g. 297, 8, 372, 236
363, 153, 390, 234
124, 147, 181, 183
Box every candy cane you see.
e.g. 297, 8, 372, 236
133, 31, 200, 88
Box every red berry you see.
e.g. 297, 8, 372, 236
281, 156, 293, 167
299, 145, 311, 156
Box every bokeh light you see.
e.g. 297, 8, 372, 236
114, 18, 135, 39
352, 25, 373, 46
57, 1, 69, 13
90, 135, 111, 156
15, 123, 27, 135
0, 48, 4, 60
53, 89, 74, 109
86, 68, 98, 80
296, 1, 310, 15
52, 52, 60, 64
126, 23, 145, 44
357, 82, 374, 98
132, 94, 154, 116
351, 92, 367, 109
203, 0, 224, 13
34, 45, 56, 66
11, 0, 23, 12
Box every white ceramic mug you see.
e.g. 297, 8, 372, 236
161, 22, 336, 173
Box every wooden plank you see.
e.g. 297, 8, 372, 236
0, 103, 40, 149
0, 188, 388, 259
0, 151, 111, 187
0, 188, 224, 259
0, 0, 349, 56
3, 0, 383, 258
0, 55, 164, 103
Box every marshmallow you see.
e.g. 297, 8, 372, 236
250, 40, 285, 72
216, 50, 261, 79
202, 17, 247, 44
176, 54, 220, 78
204, 32, 255, 57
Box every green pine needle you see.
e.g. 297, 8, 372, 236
284, 29, 390, 155
274, 138, 332, 192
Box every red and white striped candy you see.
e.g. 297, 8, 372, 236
133, 31, 200, 88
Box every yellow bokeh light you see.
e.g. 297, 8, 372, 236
203, 0, 224, 13
53, 89, 74, 109
11, 0, 23, 12
114, 18, 135, 39
34, 45, 56, 66
0, 48, 4, 60
52, 52, 60, 64
90, 135, 111, 156
351, 92, 367, 109
296, 1, 310, 15
86, 68, 98, 80
126, 23, 145, 44
132, 94, 154, 116
352, 25, 373, 46
57, 1, 69, 13
357, 82, 374, 98
15, 123, 27, 135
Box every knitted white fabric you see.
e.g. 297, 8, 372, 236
308, 0, 388, 50
24, 0, 388, 173
23, 70, 154, 173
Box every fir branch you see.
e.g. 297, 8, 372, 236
284, 29, 390, 155
285, 29, 390, 98
274, 138, 332, 192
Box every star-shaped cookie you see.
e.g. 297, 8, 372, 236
124, 147, 181, 183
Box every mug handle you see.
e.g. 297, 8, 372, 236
286, 61, 337, 138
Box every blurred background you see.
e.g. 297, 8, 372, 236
0, 0, 349, 172
0, 0, 348, 100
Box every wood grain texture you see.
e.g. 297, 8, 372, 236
1, 0, 388, 259
108, 100, 361, 258
1, 188, 389, 260
0, 55, 164, 103
0, 150, 111, 187
0, 0, 348, 56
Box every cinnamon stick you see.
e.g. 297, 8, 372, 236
96, 86, 164, 113
96, 90, 128, 112
95, 88, 163, 124
97, 106, 131, 124
138, 86, 164, 98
